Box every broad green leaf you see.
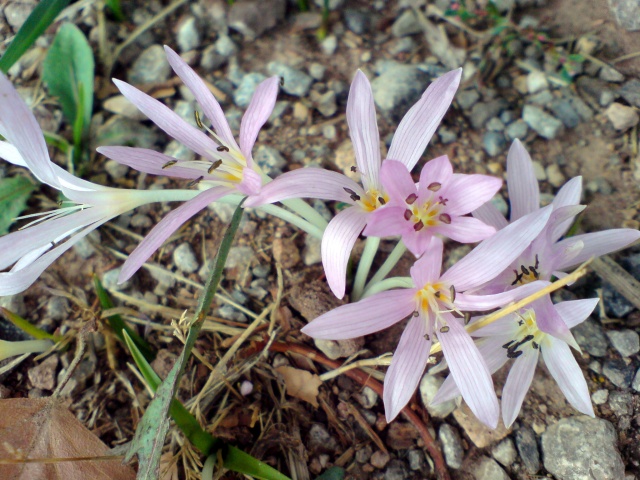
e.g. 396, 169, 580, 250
0, 176, 35, 235
42, 23, 94, 142
0, 0, 71, 73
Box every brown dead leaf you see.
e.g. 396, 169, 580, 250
0, 398, 135, 479
275, 366, 323, 407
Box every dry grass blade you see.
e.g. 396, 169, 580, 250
591, 255, 640, 311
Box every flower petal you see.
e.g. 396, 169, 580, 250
322, 206, 369, 298
552, 176, 582, 209
301, 288, 416, 339
347, 70, 381, 190
384, 315, 432, 422
410, 237, 444, 286
387, 69, 462, 172
98, 146, 202, 179
119, 186, 233, 283
506, 139, 539, 222
444, 174, 503, 217
502, 348, 539, 427
542, 337, 594, 417
437, 314, 499, 428
239, 76, 279, 163
554, 298, 599, 329
243, 168, 362, 207
363, 206, 410, 238
473, 201, 509, 230
0, 140, 26, 166
416, 155, 452, 198
554, 229, 640, 271
455, 280, 549, 311
402, 230, 436, 257
237, 167, 262, 196
433, 216, 496, 243
163, 46, 239, 151
441, 205, 553, 291
379, 160, 416, 204
533, 296, 579, 350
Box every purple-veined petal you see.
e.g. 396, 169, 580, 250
469, 314, 522, 338
437, 314, 499, 428
113, 79, 219, 160
0, 140, 26, 166
554, 298, 599, 329
301, 288, 416, 339
387, 69, 462, 172
164, 46, 239, 151
384, 315, 433, 422
473, 201, 509, 231
416, 155, 453, 199
533, 296, 579, 350
239, 76, 279, 163
243, 168, 362, 207
346, 70, 381, 190
455, 280, 549, 311
542, 337, 594, 417
119, 186, 233, 283
402, 229, 435, 257
379, 160, 416, 204
442, 205, 553, 291
443, 174, 503, 217
554, 229, 640, 271
410, 237, 443, 286
433, 216, 496, 243
552, 176, 582, 209
363, 206, 411, 238
502, 347, 539, 427
507, 139, 539, 222
98, 146, 202, 179
0, 73, 58, 188
237, 167, 262, 196
545, 204, 585, 244
322, 207, 369, 298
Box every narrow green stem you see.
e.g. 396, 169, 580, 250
0, 307, 60, 341
364, 241, 408, 295
351, 236, 380, 302
258, 204, 324, 239
0, 339, 53, 361
361, 277, 413, 298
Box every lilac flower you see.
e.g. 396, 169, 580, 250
302, 206, 553, 426
0, 72, 196, 295
98, 46, 280, 282
246, 68, 462, 298
433, 296, 598, 427
363, 157, 501, 255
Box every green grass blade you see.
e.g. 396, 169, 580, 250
0, 176, 36, 234
0, 307, 61, 341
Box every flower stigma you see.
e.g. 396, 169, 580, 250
503, 309, 546, 358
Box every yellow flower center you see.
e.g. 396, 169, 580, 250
503, 309, 547, 357
403, 185, 450, 232
413, 282, 461, 339
510, 254, 541, 286
357, 189, 389, 212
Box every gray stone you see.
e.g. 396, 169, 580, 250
591, 389, 609, 405
439, 424, 463, 469
371, 65, 429, 123
527, 71, 549, 93
599, 65, 625, 82
482, 131, 506, 156
515, 427, 540, 474
105, 159, 129, 180
419, 373, 457, 418
541, 417, 625, 480
308, 63, 326, 81
225, 246, 255, 271
523, 105, 564, 139
217, 304, 247, 323
392, 9, 422, 37
128, 45, 171, 85
605, 103, 639, 131
487, 117, 505, 131
268, 62, 313, 97
469, 99, 508, 129
130, 214, 152, 229
388, 37, 416, 55
176, 16, 200, 52
252, 264, 271, 279
228, 0, 286, 40
4, 0, 37, 30
457, 89, 480, 110
303, 235, 321, 266
102, 268, 132, 291
215, 35, 238, 57
313, 0, 344, 9
320, 35, 338, 56
608, 391, 633, 417
473, 456, 509, 480
384, 459, 409, 480
354, 386, 378, 409
343, 9, 370, 34
492, 438, 517, 467
546, 164, 565, 188
46, 296, 69, 321
572, 319, 608, 357
173, 243, 199, 273
0, 293, 26, 318
308, 423, 338, 452
548, 99, 581, 129
200, 45, 226, 71
94, 116, 159, 149
312, 90, 337, 117
505, 119, 529, 140
73, 231, 100, 260
438, 126, 457, 144
603, 358, 635, 388
632, 367, 640, 392
254, 145, 286, 175
609, 0, 640, 31
603, 283, 635, 318
234, 73, 268, 108
606, 329, 640, 357
407, 449, 425, 470
500, 109, 515, 124
619, 79, 640, 108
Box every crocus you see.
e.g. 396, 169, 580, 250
245, 68, 462, 298
302, 205, 552, 426
98, 46, 279, 283
0, 72, 197, 295
363, 157, 501, 256
433, 296, 598, 427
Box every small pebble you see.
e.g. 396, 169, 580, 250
173, 243, 199, 273
606, 329, 640, 357
591, 389, 609, 405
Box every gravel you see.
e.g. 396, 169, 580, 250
522, 104, 564, 139
175, 16, 200, 52
128, 45, 171, 84
602, 358, 636, 388
234, 73, 268, 108
391, 9, 422, 37
438, 424, 464, 469
515, 426, 540, 474
548, 98, 581, 128
173, 243, 199, 273
571, 319, 608, 357
505, 119, 529, 140
268, 62, 313, 97
473, 456, 509, 480
491, 438, 517, 467
469, 99, 508, 129
482, 131, 506, 156
371, 64, 429, 122
619, 79, 640, 108
605, 329, 640, 357
456, 89, 480, 110
419, 373, 457, 418
605, 102, 639, 131
254, 145, 287, 176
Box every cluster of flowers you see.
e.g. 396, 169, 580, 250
0, 46, 638, 429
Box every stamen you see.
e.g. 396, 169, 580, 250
434, 291, 441, 298
464, 312, 470, 325
217, 145, 230, 152
378, 196, 386, 205
350, 166, 357, 172
343, 187, 358, 196
507, 350, 523, 359
427, 182, 441, 192
279, 76, 285, 86
404, 209, 413, 221
511, 269, 523, 285
502, 340, 515, 349
449, 285, 456, 302
439, 213, 452, 224
532, 341, 539, 350
350, 194, 361, 202
534, 254, 539, 270
521, 265, 530, 275
438, 196, 448, 206
208, 159, 223, 173
518, 319, 524, 326
439, 326, 450, 333
413, 221, 424, 232
529, 266, 539, 279
187, 176, 204, 187
162, 160, 178, 169
405, 193, 418, 205
424, 334, 430, 341
194, 110, 204, 128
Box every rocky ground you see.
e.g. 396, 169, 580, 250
0, 0, 639, 479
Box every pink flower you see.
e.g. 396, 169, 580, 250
98, 46, 280, 283
302, 206, 553, 426
433, 295, 598, 427
363, 157, 501, 255
245, 68, 462, 298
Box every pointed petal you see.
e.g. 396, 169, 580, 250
434, 216, 496, 243
384, 315, 432, 422
113, 79, 219, 159
455, 280, 549, 311
502, 348, 539, 427
243, 168, 362, 207
98, 146, 202, 179
410, 237, 444, 286
542, 337, 594, 417
555, 298, 599, 329
0, 140, 26, 166
554, 229, 640, 270
163, 46, 239, 150
473, 201, 509, 230
363, 206, 411, 238
437, 315, 499, 428
387, 69, 462, 171
301, 288, 416, 339
322, 206, 369, 298
239, 76, 279, 162
552, 176, 582, 209
119, 187, 233, 283
237, 167, 262, 196
444, 174, 503, 217
416, 155, 453, 198
379, 160, 416, 204
347, 70, 381, 190
402, 229, 435, 257
534, 296, 580, 350
442, 205, 553, 291
546, 204, 585, 243
507, 140, 539, 222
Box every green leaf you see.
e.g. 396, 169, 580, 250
105, 0, 125, 21
224, 446, 292, 480
315, 467, 345, 480
0, 307, 61, 341
42, 23, 94, 143
0, 0, 71, 73
0, 176, 35, 235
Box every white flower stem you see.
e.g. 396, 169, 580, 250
139, 188, 202, 204
363, 241, 408, 296
361, 276, 413, 298
282, 198, 329, 230
351, 236, 381, 302
257, 204, 324, 239
0, 339, 53, 362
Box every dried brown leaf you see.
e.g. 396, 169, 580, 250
275, 366, 323, 407
0, 398, 136, 479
